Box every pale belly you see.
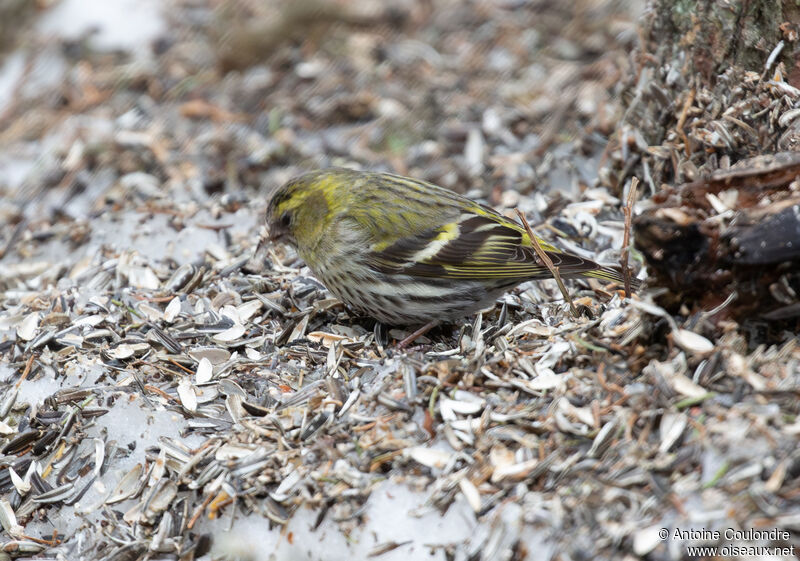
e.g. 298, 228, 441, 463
315, 267, 510, 326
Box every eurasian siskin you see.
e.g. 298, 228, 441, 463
267, 168, 636, 332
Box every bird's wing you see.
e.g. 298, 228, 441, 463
365, 204, 605, 282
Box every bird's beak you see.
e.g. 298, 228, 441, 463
267, 222, 289, 245
255, 235, 270, 256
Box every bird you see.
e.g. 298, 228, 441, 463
266, 168, 638, 346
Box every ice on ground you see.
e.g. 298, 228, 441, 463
37, 0, 165, 54
0, 52, 25, 114
89, 212, 228, 265
207, 481, 479, 561
14, 367, 63, 408
23, 391, 200, 538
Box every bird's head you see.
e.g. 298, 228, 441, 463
266, 169, 351, 252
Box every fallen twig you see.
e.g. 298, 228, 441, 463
620, 176, 638, 298
516, 209, 578, 317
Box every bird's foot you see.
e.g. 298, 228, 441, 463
396, 321, 438, 349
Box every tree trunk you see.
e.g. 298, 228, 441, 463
614, 0, 800, 332
647, 0, 798, 84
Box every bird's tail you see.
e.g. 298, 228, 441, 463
542, 249, 641, 291
581, 265, 641, 290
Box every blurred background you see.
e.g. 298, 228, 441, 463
0, 0, 642, 226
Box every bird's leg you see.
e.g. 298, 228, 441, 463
397, 321, 439, 349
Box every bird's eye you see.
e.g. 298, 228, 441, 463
279, 212, 291, 227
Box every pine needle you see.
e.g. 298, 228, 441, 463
515, 209, 578, 317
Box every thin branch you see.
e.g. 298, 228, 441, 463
676, 88, 695, 158
620, 176, 639, 298
516, 209, 578, 317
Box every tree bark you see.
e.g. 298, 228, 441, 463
619, 0, 800, 330
646, 0, 797, 84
